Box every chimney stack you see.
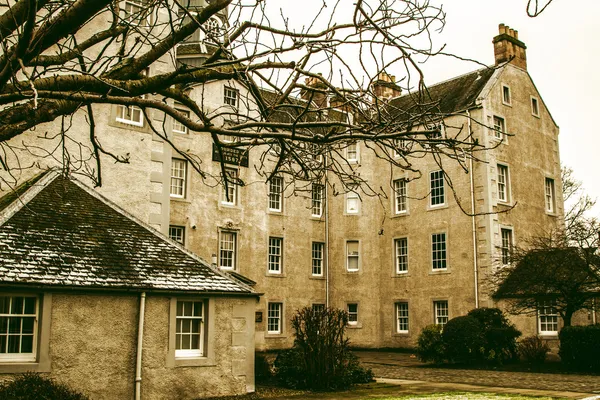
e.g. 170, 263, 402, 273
371, 72, 402, 101
300, 74, 328, 108
493, 23, 527, 70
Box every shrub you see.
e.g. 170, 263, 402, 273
0, 373, 89, 400
518, 335, 550, 364
442, 316, 483, 364
559, 324, 600, 371
255, 353, 273, 383
467, 308, 521, 364
274, 307, 373, 391
416, 324, 445, 364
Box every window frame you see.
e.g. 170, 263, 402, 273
311, 242, 324, 277
393, 178, 408, 214
218, 230, 237, 270
174, 300, 205, 359
345, 190, 360, 214
431, 232, 447, 271
492, 115, 506, 140
346, 240, 360, 272
169, 225, 186, 244
395, 302, 409, 334
116, 103, 144, 127
502, 84, 512, 106
311, 184, 324, 218
497, 163, 510, 204
172, 109, 190, 134
531, 96, 540, 117
538, 300, 559, 336
545, 177, 556, 214
0, 295, 39, 363
221, 168, 238, 206
500, 227, 513, 266
267, 302, 283, 335
429, 170, 445, 207
394, 237, 408, 274
347, 303, 359, 326
267, 236, 283, 275
345, 142, 359, 163
268, 176, 283, 212
223, 86, 239, 108
170, 158, 187, 198
434, 300, 449, 327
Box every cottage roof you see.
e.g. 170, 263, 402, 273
0, 171, 255, 295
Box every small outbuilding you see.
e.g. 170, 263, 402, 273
0, 171, 258, 400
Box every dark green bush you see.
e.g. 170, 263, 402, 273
559, 324, 600, 371
274, 307, 373, 391
518, 335, 550, 364
255, 353, 273, 383
0, 373, 89, 400
467, 308, 521, 363
416, 324, 445, 364
442, 316, 483, 364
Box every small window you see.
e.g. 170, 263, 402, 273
347, 303, 358, 325
432, 233, 447, 270
203, 16, 223, 43
531, 97, 540, 117
346, 142, 359, 163
538, 300, 558, 335
170, 159, 187, 198
393, 179, 407, 214
394, 138, 411, 156
502, 85, 511, 105
175, 300, 204, 359
116, 104, 144, 126
268, 176, 283, 212
545, 178, 555, 213
493, 116, 505, 140
122, 0, 149, 26
219, 231, 236, 270
346, 240, 359, 272
312, 304, 325, 312
312, 242, 324, 277
267, 303, 282, 334
268, 237, 283, 274
169, 225, 185, 244
395, 302, 409, 333
224, 86, 238, 108
0, 295, 38, 362
311, 184, 324, 217
430, 170, 445, 207
500, 228, 513, 266
222, 169, 238, 206
394, 238, 408, 274
173, 109, 190, 134
346, 191, 360, 214
434, 300, 449, 327
497, 164, 510, 203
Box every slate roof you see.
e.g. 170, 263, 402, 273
0, 172, 255, 295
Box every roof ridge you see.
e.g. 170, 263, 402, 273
401, 65, 495, 98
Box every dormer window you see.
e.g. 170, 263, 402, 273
203, 16, 223, 43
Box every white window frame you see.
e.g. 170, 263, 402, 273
172, 109, 190, 134
502, 84, 511, 106
174, 300, 205, 359
311, 242, 324, 277
311, 184, 324, 217
531, 96, 540, 117
268, 176, 283, 212
202, 16, 223, 44
169, 225, 185, 244
545, 177, 556, 214
224, 86, 239, 108
497, 164, 510, 203
492, 115, 506, 140
267, 302, 282, 334
346, 240, 360, 272
429, 170, 445, 207
393, 179, 407, 214
538, 300, 559, 336
346, 190, 360, 214
218, 231, 236, 270
170, 158, 187, 198
221, 168, 238, 206
395, 302, 409, 333
122, 0, 150, 26
347, 303, 358, 325
394, 237, 408, 274
434, 300, 449, 327
268, 237, 283, 274
116, 103, 144, 127
0, 295, 38, 362
431, 233, 447, 270
500, 227, 513, 266
346, 142, 359, 163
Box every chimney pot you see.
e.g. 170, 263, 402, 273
493, 24, 527, 70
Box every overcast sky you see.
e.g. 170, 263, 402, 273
421, 0, 600, 217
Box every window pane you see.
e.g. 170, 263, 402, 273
430, 171, 445, 206
24, 298, 35, 315
10, 297, 23, 314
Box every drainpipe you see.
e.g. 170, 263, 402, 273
325, 158, 330, 308
593, 299, 597, 325
467, 110, 479, 309
135, 292, 146, 400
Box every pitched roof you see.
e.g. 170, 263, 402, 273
0, 172, 255, 295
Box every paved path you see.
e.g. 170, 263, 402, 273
357, 351, 600, 396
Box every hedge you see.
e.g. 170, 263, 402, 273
559, 324, 600, 371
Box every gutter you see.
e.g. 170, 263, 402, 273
325, 157, 330, 308
467, 109, 480, 308
135, 292, 146, 400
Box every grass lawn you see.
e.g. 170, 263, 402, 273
373, 393, 565, 400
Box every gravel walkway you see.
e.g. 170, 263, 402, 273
357, 351, 600, 395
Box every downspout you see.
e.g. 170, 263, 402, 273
325, 158, 330, 308
593, 299, 597, 325
467, 110, 479, 309
135, 292, 146, 400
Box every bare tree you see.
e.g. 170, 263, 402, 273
0, 0, 499, 199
